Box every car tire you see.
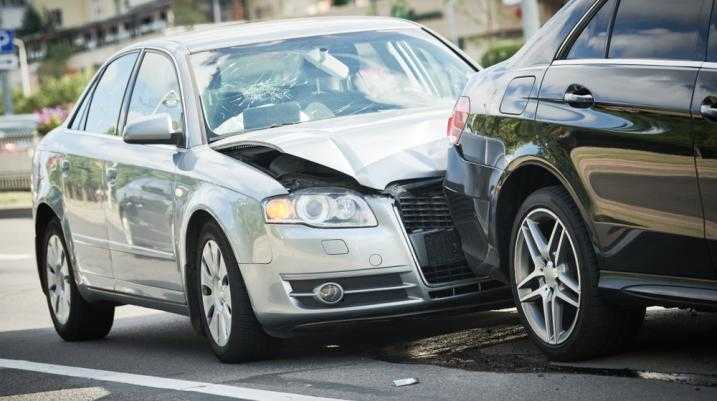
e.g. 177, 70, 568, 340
508, 186, 645, 361
41, 218, 115, 341
194, 220, 272, 363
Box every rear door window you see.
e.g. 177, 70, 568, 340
84, 52, 138, 135
566, 0, 616, 59
608, 0, 711, 61
708, 0, 717, 61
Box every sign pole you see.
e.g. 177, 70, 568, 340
1, 70, 12, 115
0, 29, 16, 115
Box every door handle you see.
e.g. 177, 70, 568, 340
564, 85, 594, 108
700, 97, 717, 123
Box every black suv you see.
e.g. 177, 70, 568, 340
444, 0, 717, 361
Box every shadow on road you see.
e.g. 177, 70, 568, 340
1, 305, 715, 387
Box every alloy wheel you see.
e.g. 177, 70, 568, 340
46, 234, 71, 325
514, 208, 581, 345
200, 240, 232, 347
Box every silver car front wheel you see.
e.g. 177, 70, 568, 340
194, 220, 272, 363
200, 239, 232, 347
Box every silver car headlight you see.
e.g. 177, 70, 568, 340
263, 188, 377, 228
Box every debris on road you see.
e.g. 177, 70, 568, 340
393, 378, 419, 387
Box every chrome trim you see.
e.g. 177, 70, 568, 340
72, 234, 174, 260
702, 62, 717, 70
552, 58, 703, 68
288, 282, 417, 298
279, 266, 412, 281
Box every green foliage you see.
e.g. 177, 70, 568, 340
480, 43, 523, 67
7, 71, 92, 114
391, 0, 413, 19
17, 6, 44, 37
173, 0, 210, 25
38, 42, 76, 79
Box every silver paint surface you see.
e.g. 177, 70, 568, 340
32, 18, 498, 336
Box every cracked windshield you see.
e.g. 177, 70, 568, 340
191, 29, 474, 140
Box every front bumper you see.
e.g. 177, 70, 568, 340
239, 194, 511, 337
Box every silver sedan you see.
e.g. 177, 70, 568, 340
32, 17, 511, 362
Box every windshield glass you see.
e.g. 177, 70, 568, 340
190, 29, 474, 140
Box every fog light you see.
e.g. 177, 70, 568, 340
313, 282, 344, 305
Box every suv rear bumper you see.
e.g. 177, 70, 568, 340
444, 146, 505, 282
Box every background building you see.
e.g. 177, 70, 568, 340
0, 0, 565, 101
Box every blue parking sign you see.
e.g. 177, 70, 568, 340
0, 30, 14, 54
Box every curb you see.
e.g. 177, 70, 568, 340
0, 207, 32, 219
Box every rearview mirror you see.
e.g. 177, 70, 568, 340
123, 113, 183, 146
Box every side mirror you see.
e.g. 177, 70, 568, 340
123, 113, 183, 146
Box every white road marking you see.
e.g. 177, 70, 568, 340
0, 387, 110, 401
0, 359, 350, 401
0, 254, 31, 261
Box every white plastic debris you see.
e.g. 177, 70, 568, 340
392, 378, 419, 387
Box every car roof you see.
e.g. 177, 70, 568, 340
130, 16, 420, 54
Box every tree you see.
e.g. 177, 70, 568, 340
390, 0, 413, 19
17, 6, 44, 37
37, 42, 75, 80
173, 0, 210, 26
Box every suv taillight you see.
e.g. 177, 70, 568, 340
447, 96, 470, 145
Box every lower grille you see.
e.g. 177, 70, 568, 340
387, 179, 479, 285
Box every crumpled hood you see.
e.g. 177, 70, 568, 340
210, 106, 452, 190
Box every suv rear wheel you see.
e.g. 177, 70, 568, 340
509, 186, 645, 361
41, 218, 115, 341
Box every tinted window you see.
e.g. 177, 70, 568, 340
709, 0, 717, 61
566, 0, 615, 59
608, 0, 710, 61
85, 52, 138, 135
126, 52, 184, 132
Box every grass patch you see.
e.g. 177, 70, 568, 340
0, 191, 32, 209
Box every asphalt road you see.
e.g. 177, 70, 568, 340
1, 216, 716, 401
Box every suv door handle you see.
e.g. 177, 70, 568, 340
564, 85, 594, 108
700, 97, 717, 123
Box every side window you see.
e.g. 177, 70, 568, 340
566, 0, 615, 59
608, 0, 710, 61
85, 52, 138, 135
68, 84, 93, 130
125, 52, 184, 132
708, 0, 717, 61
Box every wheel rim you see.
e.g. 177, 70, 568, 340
200, 240, 232, 347
514, 208, 581, 345
46, 234, 71, 325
